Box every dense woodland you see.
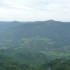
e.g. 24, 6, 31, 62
0, 20, 70, 70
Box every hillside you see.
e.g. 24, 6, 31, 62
0, 20, 70, 69
38, 59, 70, 70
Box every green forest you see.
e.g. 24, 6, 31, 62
0, 20, 70, 70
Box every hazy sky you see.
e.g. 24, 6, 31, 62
0, 0, 70, 21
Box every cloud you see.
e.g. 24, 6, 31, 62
0, 0, 70, 21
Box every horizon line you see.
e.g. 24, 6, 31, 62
0, 20, 69, 23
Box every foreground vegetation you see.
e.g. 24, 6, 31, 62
0, 54, 70, 70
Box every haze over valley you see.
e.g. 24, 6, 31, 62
0, 0, 70, 70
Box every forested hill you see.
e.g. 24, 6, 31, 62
0, 20, 70, 52
0, 20, 70, 42
0, 20, 70, 70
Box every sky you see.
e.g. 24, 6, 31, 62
0, 0, 70, 21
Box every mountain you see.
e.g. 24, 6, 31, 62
0, 20, 70, 69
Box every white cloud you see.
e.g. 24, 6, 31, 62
0, 0, 70, 21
